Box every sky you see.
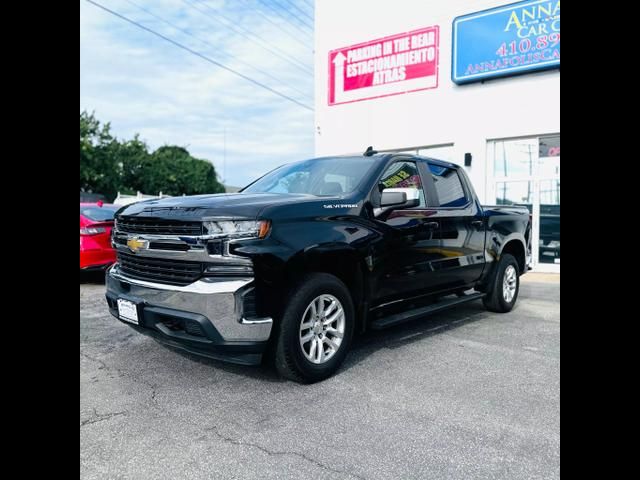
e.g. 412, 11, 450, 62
80, 0, 315, 189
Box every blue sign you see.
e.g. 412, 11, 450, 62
452, 0, 560, 84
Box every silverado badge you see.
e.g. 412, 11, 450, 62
127, 236, 149, 253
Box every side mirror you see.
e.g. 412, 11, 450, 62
375, 188, 420, 218
380, 188, 420, 209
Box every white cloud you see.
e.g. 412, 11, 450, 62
80, 0, 315, 188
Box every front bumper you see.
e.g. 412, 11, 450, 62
105, 264, 273, 365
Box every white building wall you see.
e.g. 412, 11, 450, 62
314, 0, 560, 203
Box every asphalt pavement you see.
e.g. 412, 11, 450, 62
80, 272, 559, 479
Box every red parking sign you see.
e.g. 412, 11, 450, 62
328, 26, 440, 106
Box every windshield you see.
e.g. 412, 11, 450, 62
243, 157, 378, 196
80, 205, 119, 221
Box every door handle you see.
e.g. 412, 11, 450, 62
471, 220, 484, 228
425, 221, 439, 229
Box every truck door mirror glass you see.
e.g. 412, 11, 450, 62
380, 188, 420, 208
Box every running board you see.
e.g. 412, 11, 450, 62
370, 292, 486, 330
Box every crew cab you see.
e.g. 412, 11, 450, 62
106, 151, 531, 383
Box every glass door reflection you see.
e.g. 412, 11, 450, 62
490, 135, 560, 271
538, 179, 560, 265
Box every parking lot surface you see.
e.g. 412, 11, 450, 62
80, 273, 559, 480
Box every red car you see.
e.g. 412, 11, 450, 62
80, 202, 119, 270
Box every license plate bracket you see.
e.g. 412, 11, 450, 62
117, 298, 140, 325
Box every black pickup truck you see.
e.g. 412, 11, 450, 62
106, 151, 531, 383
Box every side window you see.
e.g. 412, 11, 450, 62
428, 163, 468, 207
379, 161, 426, 207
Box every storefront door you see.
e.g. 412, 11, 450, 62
488, 135, 560, 272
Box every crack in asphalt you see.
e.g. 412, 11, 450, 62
203, 425, 367, 480
81, 281, 559, 479
149, 383, 160, 409
81, 352, 162, 411
83, 362, 362, 477
81, 350, 364, 478
81, 408, 128, 427
80, 352, 110, 371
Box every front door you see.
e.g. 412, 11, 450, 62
371, 160, 442, 304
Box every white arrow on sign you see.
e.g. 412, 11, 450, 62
332, 52, 347, 103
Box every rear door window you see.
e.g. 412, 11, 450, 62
428, 164, 468, 207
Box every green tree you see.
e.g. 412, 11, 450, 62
80, 111, 121, 200
123, 145, 224, 196
120, 135, 152, 194
148, 146, 225, 196
80, 111, 225, 200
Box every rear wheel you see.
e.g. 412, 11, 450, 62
274, 273, 354, 383
482, 254, 520, 313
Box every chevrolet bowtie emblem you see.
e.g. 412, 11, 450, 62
127, 237, 148, 253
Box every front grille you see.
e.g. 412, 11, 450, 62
116, 217, 203, 236
148, 242, 190, 251
113, 236, 127, 246
207, 240, 224, 255
117, 252, 203, 286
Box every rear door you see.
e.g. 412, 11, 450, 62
424, 162, 486, 290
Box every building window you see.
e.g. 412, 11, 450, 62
495, 181, 533, 208
488, 135, 560, 269
493, 138, 538, 178
539, 135, 560, 158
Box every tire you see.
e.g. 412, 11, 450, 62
482, 253, 520, 313
274, 273, 355, 383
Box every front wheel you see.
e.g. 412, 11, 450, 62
482, 253, 520, 313
274, 273, 355, 383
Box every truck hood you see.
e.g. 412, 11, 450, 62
116, 192, 321, 220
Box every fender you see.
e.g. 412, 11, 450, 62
284, 243, 369, 333
479, 231, 528, 289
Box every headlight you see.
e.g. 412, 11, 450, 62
204, 219, 271, 239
